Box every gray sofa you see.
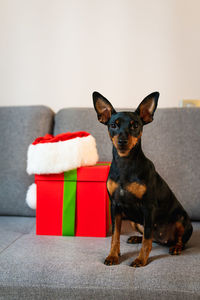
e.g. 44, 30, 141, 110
0, 105, 200, 300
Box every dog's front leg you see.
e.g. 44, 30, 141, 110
131, 213, 153, 267
104, 213, 122, 266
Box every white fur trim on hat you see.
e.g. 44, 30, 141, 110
26, 183, 36, 209
27, 135, 99, 175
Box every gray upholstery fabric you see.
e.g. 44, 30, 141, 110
54, 107, 200, 220
0, 106, 54, 216
0, 217, 199, 300
142, 108, 200, 221
0, 216, 35, 252
54, 108, 112, 161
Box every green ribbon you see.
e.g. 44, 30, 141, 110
62, 169, 77, 236
62, 163, 111, 236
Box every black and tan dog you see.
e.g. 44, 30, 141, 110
93, 91, 193, 267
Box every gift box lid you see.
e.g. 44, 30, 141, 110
35, 162, 111, 182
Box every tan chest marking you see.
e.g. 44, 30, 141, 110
126, 182, 147, 199
107, 179, 119, 196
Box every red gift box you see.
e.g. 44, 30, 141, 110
35, 163, 111, 237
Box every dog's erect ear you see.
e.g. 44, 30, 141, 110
135, 92, 159, 125
93, 92, 116, 125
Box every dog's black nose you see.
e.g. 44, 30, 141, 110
118, 139, 128, 146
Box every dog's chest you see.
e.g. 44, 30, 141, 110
118, 185, 144, 222
107, 178, 146, 201
119, 186, 125, 197
114, 184, 144, 206
107, 178, 146, 222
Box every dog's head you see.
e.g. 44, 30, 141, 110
93, 91, 159, 157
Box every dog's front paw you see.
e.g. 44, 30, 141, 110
104, 255, 119, 266
130, 258, 146, 268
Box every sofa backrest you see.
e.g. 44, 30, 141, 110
54, 107, 200, 221
0, 106, 54, 216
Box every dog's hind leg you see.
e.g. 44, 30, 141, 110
127, 222, 143, 244
169, 222, 185, 255
127, 236, 143, 244
169, 220, 193, 255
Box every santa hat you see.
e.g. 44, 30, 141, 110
27, 131, 99, 175
26, 131, 99, 209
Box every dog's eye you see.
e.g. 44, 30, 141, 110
130, 121, 138, 129
110, 123, 117, 129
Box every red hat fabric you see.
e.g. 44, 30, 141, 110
27, 131, 99, 175
32, 131, 90, 145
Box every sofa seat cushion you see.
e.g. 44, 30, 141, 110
0, 217, 199, 299
0, 217, 35, 253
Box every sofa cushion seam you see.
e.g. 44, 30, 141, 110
0, 233, 24, 256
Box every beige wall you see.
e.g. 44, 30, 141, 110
0, 0, 200, 112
